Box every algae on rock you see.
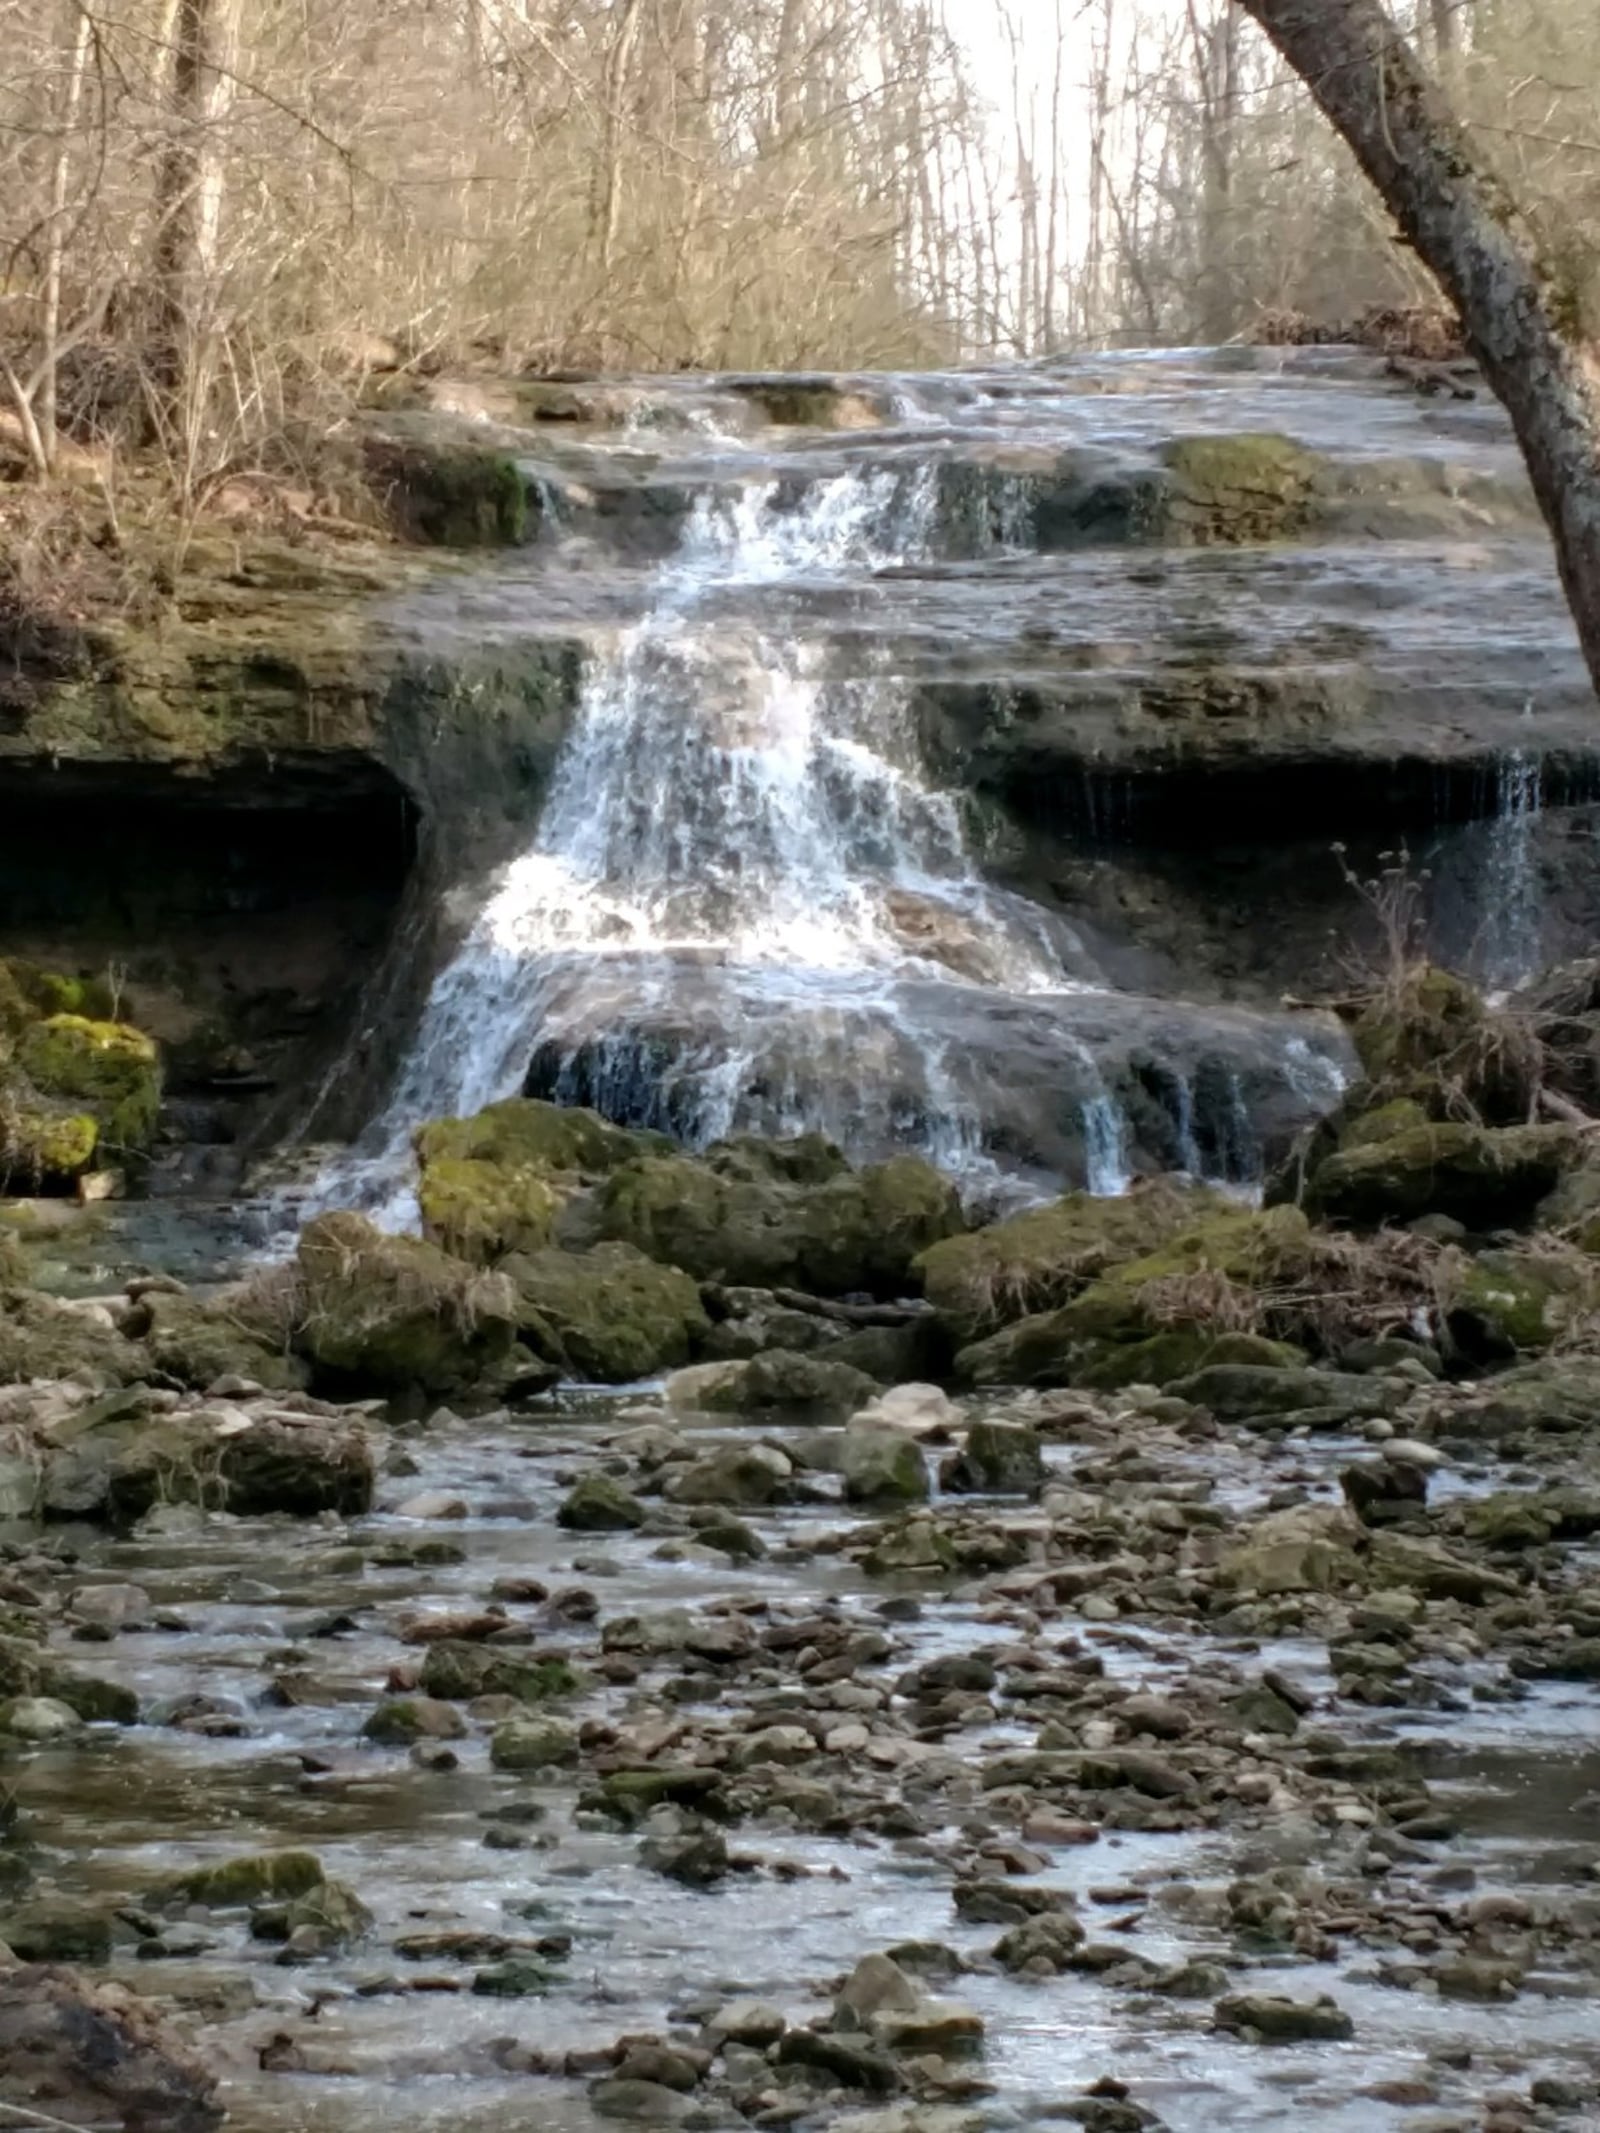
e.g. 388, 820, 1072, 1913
953, 1204, 1315, 1387
501, 1242, 708, 1383
414, 1098, 668, 1264
583, 1144, 962, 1297
17, 1014, 162, 1157
275, 1210, 520, 1394
917, 1179, 1227, 1343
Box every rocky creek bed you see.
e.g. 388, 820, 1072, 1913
7, 1351, 1600, 2132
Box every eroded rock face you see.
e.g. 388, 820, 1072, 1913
0, 1963, 223, 2132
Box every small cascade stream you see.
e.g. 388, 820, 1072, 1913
314, 463, 1132, 1221
278, 351, 1483, 1228
1480, 744, 1544, 995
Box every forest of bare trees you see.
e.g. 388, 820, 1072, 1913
0, 0, 1595, 498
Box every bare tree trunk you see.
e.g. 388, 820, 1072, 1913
593, 0, 645, 274
1191, 1, 1240, 342
1042, 0, 1064, 349
153, 0, 241, 426
1234, 0, 1600, 702
40, 3, 93, 469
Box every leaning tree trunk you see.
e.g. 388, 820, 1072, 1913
1234, 0, 1600, 704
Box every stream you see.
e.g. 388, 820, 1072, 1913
10, 1391, 1600, 2132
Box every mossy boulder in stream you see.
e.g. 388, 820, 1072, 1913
286, 1210, 519, 1394
131, 1290, 310, 1393
955, 1205, 1314, 1387
104, 1407, 375, 1521
917, 1179, 1227, 1343
414, 1098, 669, 1263
583, 1144, 962, 1298
0, 1103, 99, 1190
419, 1643, 577, 1703
164, 1850, 327, 1908
1444, 1249, 1596, 1360
501, 1242, 708, 1382
416, 1156, 564, 1265
1300, 1121, 1579, 1231
1349, 967, 1541, 1125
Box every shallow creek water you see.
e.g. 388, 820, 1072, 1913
8, 1398, 1600, 2133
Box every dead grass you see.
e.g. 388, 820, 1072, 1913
1133, 1226, 1455, 1356
1251, 301, 1467, 362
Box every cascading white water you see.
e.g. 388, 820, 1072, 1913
1081, 1094, 1131, 1197
311, 464, 1123, 1221
1480, 745, 1543, 995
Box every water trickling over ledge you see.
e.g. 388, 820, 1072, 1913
304, 439, 1354, 1224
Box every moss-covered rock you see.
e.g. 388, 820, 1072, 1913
365, 434, 530, 546
1337, 1097, 1433, 1151
691, 1348, 878, 1416
362, 1697, 468, 1745
663, 1442, 792, 1508
1444, 1249, 1594, 1359
955, 1205, 1313, 1387
41, 1668, 140, 1725
839, 1426, 929, 1507
133, 1291, 310, 1393
2, 961, 117, 1022
17, 1015, 162, 1157
416, 1095, 662, 1177
501, 1242, 708, 1383
418, 1643, 576, 1703
940, 1420, 1046, 1495
104, 1408, 375, 1522
165, 1850, 327, 1908
1161, 433, 1320, 544
557, 1473, 648, 1531
414, 1098, 669, 1264
585, 1146, 962, 1298
1165, 1362, 1390, 1426
0, 1099, 99, 1190
1302, 1122, 1579, 1230
1074, 1328, 1305, 1391
1349, 968, 1539, 1126
416, 1157, 562, 1265
288, 1210, 518, 1394
0, 1897, 114, 1964
917, 1180, 1227, 1343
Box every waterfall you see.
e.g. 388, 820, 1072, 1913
1082, 1094, 1131, 1198
1480, 746, 1543, 994
311, 465, 1087, 1221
